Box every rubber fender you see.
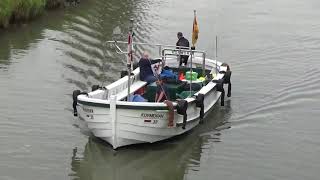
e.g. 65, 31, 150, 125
177, 100, 188, 115
196, 93, 204, 107
223, 71, 232, 84
91, 85, 100, 92
120, 70, 128, 78
177, 100, 188, 129
80, 91, 88, 96
133, 62, 139, 70
212, 79, 224, 92
72, 90, 81, 116
221, 63, 230, 71
196, 93, 205, 120
212, 79, 225, 106
224, 71, 232, 97
73, 90, 81, 102
120, 70, 134, 78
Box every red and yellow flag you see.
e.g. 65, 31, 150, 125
192, 11, 199, 47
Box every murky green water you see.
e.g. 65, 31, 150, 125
1, 0, 320, 179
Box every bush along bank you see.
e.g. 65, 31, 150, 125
0, 0, 65, 28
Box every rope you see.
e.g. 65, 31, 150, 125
146, 58, 169, 101
164, 100, 174, 127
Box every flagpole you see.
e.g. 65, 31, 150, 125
190, 50, 193, 97
190, 10, 197, 97
192, 10, 197, 50
127, 19, 134, 101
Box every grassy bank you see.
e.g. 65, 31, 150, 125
0, 0, 64, 28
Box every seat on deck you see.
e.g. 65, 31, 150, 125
116, 81, 147, 100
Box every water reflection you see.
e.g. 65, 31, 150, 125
59, 0, 160, 91
70, 103, 232, 180
0, 27, 41, 65
0, 7, 71, 67
71, 137, 190, 180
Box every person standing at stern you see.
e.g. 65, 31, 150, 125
176, 32, 190, 66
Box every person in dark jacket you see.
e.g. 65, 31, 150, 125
176, 32, 190, 66
138, 52, 161, 83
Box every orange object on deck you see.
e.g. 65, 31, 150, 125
178, 72, 185, 80
135, 86, 146, 95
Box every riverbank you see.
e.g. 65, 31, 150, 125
0, 0, 64, 28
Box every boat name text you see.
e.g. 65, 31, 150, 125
83, 107, 93, 113
141, 113, 164, 119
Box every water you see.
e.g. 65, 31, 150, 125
1, 0, 320, 179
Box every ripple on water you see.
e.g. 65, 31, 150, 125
229, 67, 320, 128
57, 0, 161, 90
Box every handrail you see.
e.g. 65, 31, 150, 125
105, 40, 194, 50
106, 40, 199, 56
161, 48, 206, 76
106, 40, 207, 75
161, 48, 206, 55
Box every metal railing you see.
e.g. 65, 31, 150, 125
161, 48, 206, 76
105, 40, 207, 75
106, 40, 199, 56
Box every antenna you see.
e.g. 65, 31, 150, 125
215, 36, 218, 76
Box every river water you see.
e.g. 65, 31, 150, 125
1, 0, 320, 179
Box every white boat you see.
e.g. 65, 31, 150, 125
72, 23, 232, 149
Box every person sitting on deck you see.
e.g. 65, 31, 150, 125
176, 32, 190, 66
155, 77, 169, 102
138, 52, 161, 83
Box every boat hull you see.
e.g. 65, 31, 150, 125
77, 85, 221, 149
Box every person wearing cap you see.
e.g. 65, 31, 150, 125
176, 32, 190, 66
155, 77, 169, 102
138, 52, 161, 83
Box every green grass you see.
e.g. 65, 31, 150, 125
0, 0, 63, 28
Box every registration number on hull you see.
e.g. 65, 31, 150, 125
143, 119, 158, 124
